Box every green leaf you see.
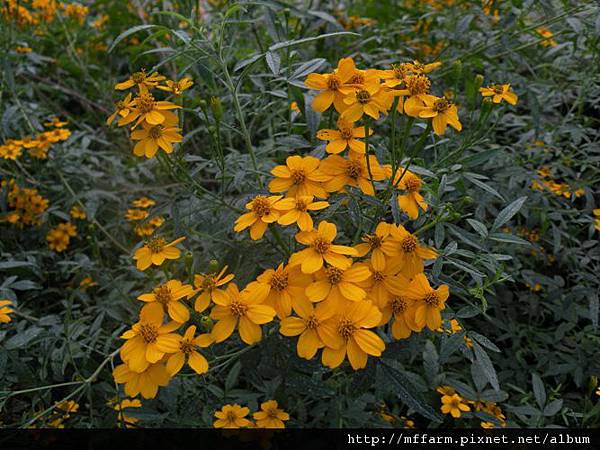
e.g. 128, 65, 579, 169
532, 373, 546, 408
491, 196, 527, 232
439, 331, 466, 364
268, 31, 359, 51
5, 326, 42, 350
108, 25, 160, 53
265, 51, 281, 75
225, 361, 242, 391
472, 341, 499, 390
466, 219, 488, 238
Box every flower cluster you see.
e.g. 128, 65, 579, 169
0, 179, 49, 227
125, 197, 165, 237
532, 166, 584, 199
437, 386, 506, 428
0, 300, 14, 324
107, 70, 192, 159
1, 0, 88, 28
46, 222, 77, 252
46, 400, 79, 428
0, 118, 70, 160
213, 401, 290, 429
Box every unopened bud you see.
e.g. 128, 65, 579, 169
208, 259, 220, 273
199, 315, 214, 332
210, 96, 222, 122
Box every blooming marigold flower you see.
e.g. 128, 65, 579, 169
209, 283, 276, 345
69, 205, 86, 220
118, 93, 181, 129
115, 70, 166, 93
320, 153, 386, 196
268, 155, 329, 199
405, 273, 449, 331
289, 220, 357, 274
44, 117, 69, 128
354, 222, 393, 270
536, 27, 557, 47
381, 225, 437, 277
126, 209, 149, 221
112, 398, 142, 428
396, 74, 432, 116
156, 77, 194, 95
106, 93, 135, 125
119, 303, 181, 372
233, 195, 282, 240
316, 118, 372, 155
130, 111, 183, 158
0, 300, 14, 323
380, 294, 416, 340
137, 279, 195, 323
244, 263, 311, 319
357, 259, 408, 309
341, 83, 394, 122
320, 301, 385, 370
304, 57, 357, 113
113, 361, 170, 399
133, 236, 186, 271
393, 169, 428, 219
213, 404, 252, 429
305, 263, 371, 312
440, 394, 470, 418
479, 84, 518, 105
193, 266, 235, 313
417, 95, 462, 136
275, 195, 329, 231
164, 325, 213, 376
132, 196, 156, 208
253, 400, 290, 428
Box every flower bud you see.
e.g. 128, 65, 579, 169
208, 259, 220, 273
199, 315, 214, 332
210, 96, 222, 122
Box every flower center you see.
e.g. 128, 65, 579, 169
390, 297, 407, 315
251, 196, 272, 218
349, 73, 364, 84
327, 75, 341, 90
291, 169, 306, 185
229, 299, 248, 317
326, 267, 344, 285
295, 199, 308, 211
404, 175, 421, 192
401, 235, 418, 253
148, 126, 163, 139
340, 126, 354, 140
345, 160, 363, 179
270, 272, 289, 291
392, 63, 409, 79
433, 98, 450, 112
356, 89, 371, 104
424, 291, 440, 307
179, 339, 194, 355
147, 237, 166, 253
267, 409, 278, 419
226, 411, 238, 423
139, 323, 159, 343
153, 284, 172, 305
373, 271, 385, 282
132, 71, 146, 84
406, 75, 431, 95
492, 85, 504, 94
312, 237, 331, 255
201, 276, 216, 290
338, 318, 357, 341
137, 94, 156, 113
364, 233, 383, 249
305, 314, 319, 330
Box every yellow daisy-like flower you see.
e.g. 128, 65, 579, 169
213, 404, 252, 429
209, 283, 276, 345
163, 325, 213, 376
106, 93, 134, 125
304, 57, 357, 113
193, 266, 235, 313
305, 263, 371, 312
233, 195, 282, 240
268, 155, 329, 199
354, 222, 393, 270
417, 95, 462, 136
441, 394, 471, 418
126, 209, 149, 221
137, 279, 195, 323
69, 205, 86, 220
320, 301, 385, 370
118, 93, 181, 129
358, 259, 408, 309
119, 303, 181, 372
0, 300, 14, 323
112, 398, 142, 428
133, 236, 186, 271
479, 84, 518, 105
156, 77, 194, 95
132, 197, 156, 208
275, 195, 329, 231
44, 117, 69, 128
320, 153, 387, 196
381, 294, 416, 340
381, 225, 437, 277
316, 118, 373, 155
405, 273, 449, 331
396, 74, 432, 116
130, 111, 183, 158
393, 169, 428, 220
253, 400, 290, 428
113, 361, 171, 399
114, 70, 166, 93
341, 83, 394, 122
289, 220, 358, 274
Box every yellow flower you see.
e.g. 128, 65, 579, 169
275, 195, 329, 231
209, 283, 276, 345
320, 153, 386, 196
137, 279, 195, 323
157, 77, 194, 95
79, 276, 97, 289
381, 294, 416, 340
0, 141, 23, 160
112, 398, 142, 428
354, 222, 393, 270
380, 63, 412, 88
304, 57, 357, 113
133, 236, 186, 271
306, 263, 371, 312
56, 400, 79, 416
253, 400, 290, 428
114, 70, 166, 93
381, 225, 437, 277
233, 195, 282, 240
393, 169, 428, 219
417, 95, 462, 135
69, 205, 86, 220
113, 361, 171, 399
406, 60, 442, 74
358, 259, 408, 309
268, 155, 329, 198
118, 93, 181, 129
126, 209, 149, 221
396, 74, 432, 116
405, 273, 449, 331
164, 325, 213, 376
244, 263, 312, 319
194, 266, 235, 313
341, 83, 394, 122
106, 93, 135, 125
320, 301, 384, 370
119, 303, 181, 372
536, 27, 557, 47
46, 222, 77, 252
15, 46, 32, 53
441, 394, 470, 418
316, 118, 373, 155
280, 298, 334, 359
132, 197, 156, 208
130, 111, 182, 158
0, 300, 14, 323
289, 220, 358, 274
290, 101, 300, 112
213, 404, 252, 428
479, 84, 518, 105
